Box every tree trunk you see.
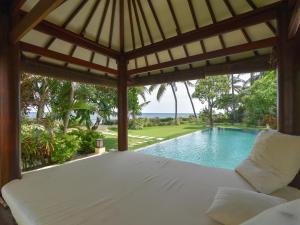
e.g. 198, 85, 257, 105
231, 74, 236, 123
170, 83, 178, 125
250, 73, 254, 86
36, 80, 48, 122
184, 82, 197, 118
92, 116, 101, 130
63, 82, 75, 133
209, 105, 213, 127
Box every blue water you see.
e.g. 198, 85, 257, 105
27, 112, 191, 120
140, 128, 259, 170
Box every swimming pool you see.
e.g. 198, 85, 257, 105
139, 128, 259, 170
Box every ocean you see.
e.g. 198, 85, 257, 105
27, 112, 192, 120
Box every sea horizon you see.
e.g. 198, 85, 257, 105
27, 112, 193, 120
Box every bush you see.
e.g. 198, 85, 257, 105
51, 132, 80, 163
71, 129, 104, 154
129, 118, 144, 129
21, 124, 53, 170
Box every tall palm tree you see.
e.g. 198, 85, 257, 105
183, 81, 197, 118
149, 82, 179, 124
230, 74, 243, 123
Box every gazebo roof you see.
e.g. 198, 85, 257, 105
18, 0, 282, 86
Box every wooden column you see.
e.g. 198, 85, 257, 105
0, 4, 21, 189
117, 57, 128, 151
277, 5, 300, 135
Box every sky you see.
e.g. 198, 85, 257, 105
140, 74, 252, 114
140, 80, 205, 114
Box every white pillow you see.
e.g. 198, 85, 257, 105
236, 130, 300, 193
241, 199, 300, 225
236, 158, 285, 194
206, 187, 286, 225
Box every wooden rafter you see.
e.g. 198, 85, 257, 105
289, 0, 300, 39
65, 0, 102, 67
205, 0, 229, 62
10, 0, 26, 16
136, 0, 163, 74
31, 14, 120, 59
132, 0, 149, 67
89, 0, 111, 68
187, 0, 210, 66
147, 0, 177, 72
21, 59, 117, 87
223, 0, 259, 56
36, 0, 88, 60
129, 55, 273, 86
128, 0, 138, 68
246, 0, 276, 34
120, 0, 125, 53
11, 0, 64, 43
128, 37, 276, 75
20, 42, 118, 75
125, 2, 280, 59
105, 0, 117, 69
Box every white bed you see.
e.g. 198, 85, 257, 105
2, 152, 256, 225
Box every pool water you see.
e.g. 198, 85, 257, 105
139, 128, 259, 170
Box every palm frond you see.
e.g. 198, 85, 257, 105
157, 84, 167, 101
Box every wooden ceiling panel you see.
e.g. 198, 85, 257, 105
170, 46, 186, 60
151, 0, 177, 39
222, 30, 248, 47
191, 0, 213, 27
21, 30, 52, 47
245, 23, 276, 41
210, 0, 232, 22
65, 0, 96, 34
170, 0, 195, 33
203, 36, 223, 52
228, 0, 253, 15
48, 39, 73, 55
186, 41, 203, 56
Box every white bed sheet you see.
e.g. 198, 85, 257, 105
2, 152, 254, 225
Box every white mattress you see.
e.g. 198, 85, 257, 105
2, 152, 253, 225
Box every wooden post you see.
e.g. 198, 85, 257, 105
0, 3, 21, 189
277, 5, 300, 135
117, 57, 128, 151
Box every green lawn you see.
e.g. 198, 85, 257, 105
104, 122, 206, 151
103, 123, 264, 151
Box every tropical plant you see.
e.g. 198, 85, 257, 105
128, 87, 150, 119
183, 81, 197, 118
193, 76, 230, 127
71, 129, 103, 154
149, 82, 179, 125
242, 71, 277, 126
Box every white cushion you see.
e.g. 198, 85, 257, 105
241, 199, 300, 225
206, 187, 286, 225
271, 186, 300, 201
236, 130, 300, 194
236, 158, 285, 194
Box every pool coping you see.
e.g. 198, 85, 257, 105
134, 127, 261, 152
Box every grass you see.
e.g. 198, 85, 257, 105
104, 122, 206, 151
103, 122, 265, 152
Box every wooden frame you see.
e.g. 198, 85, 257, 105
1, 0, 300, 195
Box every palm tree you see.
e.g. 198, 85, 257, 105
149, 82, 179, 125
230, 74, 243, 123
183, 81, 197, 118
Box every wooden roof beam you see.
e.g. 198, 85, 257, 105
289, 0, 300, 39
27, 15, 121, 59
20, 42, 118, 75
128, 37, 277, 76
125, 2, 281, 60
11, 0, 64, 43
128, 55, 273, 86
21, 59, 117, 87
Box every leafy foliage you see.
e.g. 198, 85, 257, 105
71, 129, 104, 154
242, 71, 277, 126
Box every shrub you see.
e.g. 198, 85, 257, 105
128, 118, 144, 130
51, 132, 80, 163
21, 124, 53, 170
71, 129, 104, 154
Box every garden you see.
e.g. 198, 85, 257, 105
20, 70, 276, 170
